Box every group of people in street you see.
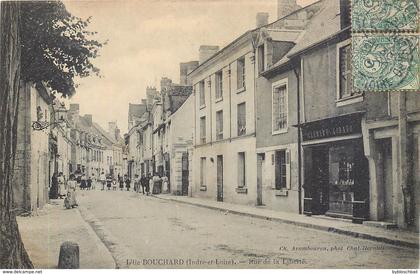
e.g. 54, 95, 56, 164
50, 169, 171, 210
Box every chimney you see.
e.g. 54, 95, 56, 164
108, 121, 117, 136
115, 128, 121, 141
160, 77, 172, 92
340, 0, 350, 29
256, 12, 269, 28
180, 61, 199, 85
199, 45, 219, 64
84, 114, 92, 126
278, 0, 300, 19
69, 104, 79, 115
146, 86, 157, 106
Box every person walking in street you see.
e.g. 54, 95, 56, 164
91, 173, 96, 190
140, 174, 146, 195
80, 173, 87, 190
152, 173, 162, 194
119, 175, 124, 191
124, 175, 131, 191
57, 172, 66, 199
100, 172, 106, 191
106, 174, 112, 190
50, 172, 59, 199
162, 173, 169, 194
135, 174, 141, 193
112, 176, 117, 191
146, 174, 152, 195
87, 176, 92, 190
64, 174, 78, 209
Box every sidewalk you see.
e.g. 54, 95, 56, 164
153, 194, 419, 249
17, 200, 116, 269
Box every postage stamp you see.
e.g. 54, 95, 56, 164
351, 0, 419, 92
352, 0, 419, 32
352, 34, 419, 91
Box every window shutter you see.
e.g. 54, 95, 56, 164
286, 149, 291, 189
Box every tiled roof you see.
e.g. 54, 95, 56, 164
165, 85, 192, 114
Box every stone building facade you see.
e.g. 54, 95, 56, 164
13, 82, 52, 212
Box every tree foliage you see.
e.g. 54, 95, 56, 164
20, 1, 105, 97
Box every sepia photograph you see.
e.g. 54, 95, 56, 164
0, 0, 419, 271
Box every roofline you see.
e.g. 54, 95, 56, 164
261, 27, 350, 78
188, 0, 324, 79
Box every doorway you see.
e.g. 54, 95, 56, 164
181, 152, 189, 195
256, 153, 264, 206
379, 138, 394, 222
311, 146, 329, 215
217, 155, 223, 202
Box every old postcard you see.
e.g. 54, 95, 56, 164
0, 0, 419, 271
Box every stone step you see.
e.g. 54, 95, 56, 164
363, 221, 398, 229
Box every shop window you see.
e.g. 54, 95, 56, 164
238, 152, 246, 187
215, 70, 223, 100
237, 57, 246, 90
272, 79, 288, 134
237, 103, 246, 136
216, 110, 223, 140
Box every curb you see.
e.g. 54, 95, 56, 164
152, 195, 419, 249
78, 206, 131, 269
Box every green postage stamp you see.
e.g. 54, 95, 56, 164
351, 0, 419, 91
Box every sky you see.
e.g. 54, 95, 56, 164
64, 0, 318, 133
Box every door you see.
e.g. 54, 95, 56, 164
256, 153, 264, 206
181, 152, 189, 195
311, 146, 329, 214
217, 155, 223, 202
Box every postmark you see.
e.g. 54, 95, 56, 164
352, 34, 419, 91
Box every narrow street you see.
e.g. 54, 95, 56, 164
77, 189, 418, 269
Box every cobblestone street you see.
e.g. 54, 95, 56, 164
77, 189, 419, 269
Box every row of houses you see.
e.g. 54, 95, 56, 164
12, 82, 126, 213
127, 0, 420, 232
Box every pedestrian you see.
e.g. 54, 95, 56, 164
112, 176, 117, 191
50, 172, 59, 199
91, 173, 96, 190
119, 175, 124, 191
64, 174, 78, 209
152, 173, 162, 194
140, 174, 146, 195
87, 176, 92, 190
162, 173, 169, 194
80, 173, 87, 190
147, 174, 153, 195
106, 174, 112, 190
125, 175, 131, 191
100, 172, 106, 191
57, 172, 66, 199
135, 174, 141, 193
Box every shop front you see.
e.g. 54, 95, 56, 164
301, 112, 369, 223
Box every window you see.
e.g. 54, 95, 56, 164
216, 110, 223, 140
199, 80, 205, 106
237, 103, 246, 136
275, 150, 287, 189
272, 80, 288, 133
338, 43, 358, 99
238, 152, 246, 187
215, 70, 223, 99
258, 45, 265, 73
200, 116, 206, 144
237, 57, 245, 90
200, 157, 206, 186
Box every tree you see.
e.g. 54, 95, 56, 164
0, 1, 103, 268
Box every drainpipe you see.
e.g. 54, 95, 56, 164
293, 63, 302, 215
